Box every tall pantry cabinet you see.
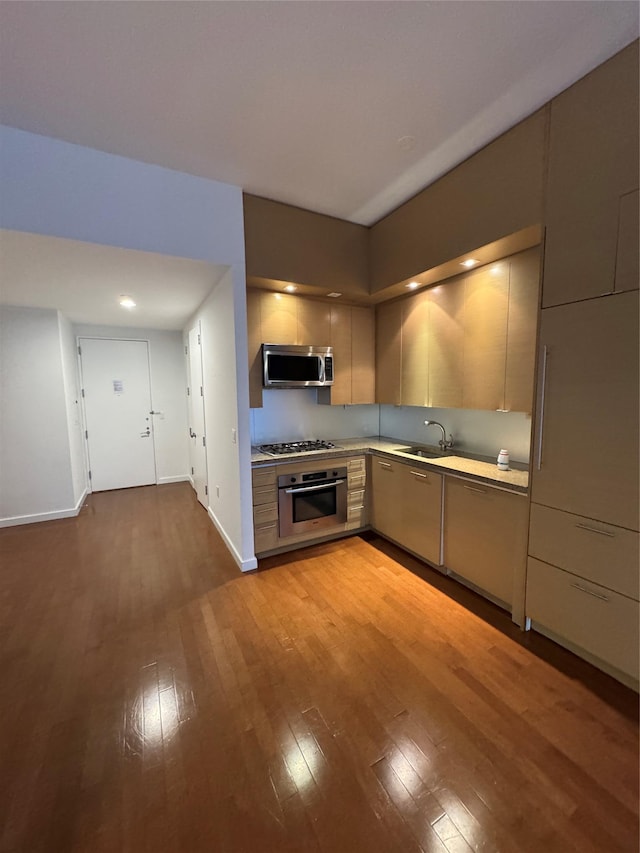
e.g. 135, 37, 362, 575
526, 41, 640, 687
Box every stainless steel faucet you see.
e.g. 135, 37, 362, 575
424, 420, 454, 452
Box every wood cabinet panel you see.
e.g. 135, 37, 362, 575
531, 291, 639, 531
369, 110, 546, 292
351, 307, 376, 404
260, 292, 298, 344
246, 288, 264, 408
370, 456, 404, 542
396, 464, 443, 565
327, 304, 352, 405
296, 299, 331, 347
401, 290, 429, 407
462, 265, 509, 411
529, 503, 639, 601
427, 278, 464, 408
615, 189, 639, 294
375, 301, 402, 405
244, 194, 369, 297
444, 478, 528, 607
543, 41, 639, 307
504, 247, 541, 414
526, 557, 639, 682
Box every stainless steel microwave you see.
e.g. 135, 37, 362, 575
262, 344, 334, 388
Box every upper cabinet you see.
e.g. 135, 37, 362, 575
543, 41, 639, 307
375, 248, 540, 414
243, 194, 369, 298
247, 289, 375, 408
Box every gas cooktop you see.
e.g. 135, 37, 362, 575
258, 440, 339, 456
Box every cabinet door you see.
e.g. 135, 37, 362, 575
527, 557, 639, 682
543, 41, 639, 307
297, 299, 331, 347
444, 479, 528, 607
375, 301, 402, 405
401, 290, 429, 407
246, 288, 264, 408
428, 278, 464, 409
531, 291, 639, 531
504, 248, 540, 414
260, 292, 297, 344
615, 189, 639, 294
327, 304, 352, 405
462, 265, 509, 411
370, 456, 403, 542
351, 306, 375, 404
397, 463, 443, 565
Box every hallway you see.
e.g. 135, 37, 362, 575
1, 483, 637, 852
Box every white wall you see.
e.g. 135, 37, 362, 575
380, 404, 532, 463
188, 268, 256, 570
251, 390, 380, 445
59, 313, 88, 503
74, 324, 190, 484
0, 306, 81, 525
0, 126, 254, 571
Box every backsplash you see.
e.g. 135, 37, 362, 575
380, 405, 532, 463
250, 391, 532, 462
250, 389, 379, 445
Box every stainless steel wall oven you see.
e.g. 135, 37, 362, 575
278, 465, 348, 537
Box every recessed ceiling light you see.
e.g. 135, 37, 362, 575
327, 292, 342, 298
406, 281, 420, 290
119, 295, 136, 309
284, 284, 297, 293
461, 259, 479, 268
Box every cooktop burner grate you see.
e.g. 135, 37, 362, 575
258, 440, 337, 456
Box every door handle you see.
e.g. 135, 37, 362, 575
140, 427, 151, 438
536, 345, 549, 470
189, 428, 196, 438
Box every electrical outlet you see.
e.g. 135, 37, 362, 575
216, 485, 220, 498
231, 427, 237, 444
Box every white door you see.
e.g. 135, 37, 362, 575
188, 324, 208, 507
79, 338, 157, 491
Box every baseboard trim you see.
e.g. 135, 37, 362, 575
207, 507, 258, 572
157, 475, 191, 485
0, 487, 89, 528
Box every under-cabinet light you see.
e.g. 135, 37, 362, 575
460, 259, 479, 268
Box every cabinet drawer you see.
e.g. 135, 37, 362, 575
254, 521, 278, 554
253, 502, 278, 524
348, 471, 366, 490
347, 457, 366, 473
252, 484, 278, 506
529, 503, 639, 600
346, 505, 367, 529
526, 557, 639, 681
347, 488, 365, 508
252, 467, 276, 487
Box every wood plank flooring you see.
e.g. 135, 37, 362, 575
0, 482, 638, 852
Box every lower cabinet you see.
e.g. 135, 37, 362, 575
443, 478, 529, 611
527, 501, 639, 684
526, 557, 639, 683
370, 455, 443, 566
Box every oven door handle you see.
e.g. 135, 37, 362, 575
284, 479, 346, 494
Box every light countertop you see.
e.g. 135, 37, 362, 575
251, 436, 529, 493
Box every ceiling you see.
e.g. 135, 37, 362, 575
0, 231, 226, 329
0, 2, 637, 329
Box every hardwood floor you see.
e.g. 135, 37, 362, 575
1, 483, 638, 852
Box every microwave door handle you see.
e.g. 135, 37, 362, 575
319, 356, 325, 383
284, 479, 346, 494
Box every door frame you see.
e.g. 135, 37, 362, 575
77, 335, 158, 493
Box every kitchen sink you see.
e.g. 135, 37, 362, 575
397, 446, 447, 459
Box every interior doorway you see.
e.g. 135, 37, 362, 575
187, 323, 209, 507
78, 337, 157, 491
